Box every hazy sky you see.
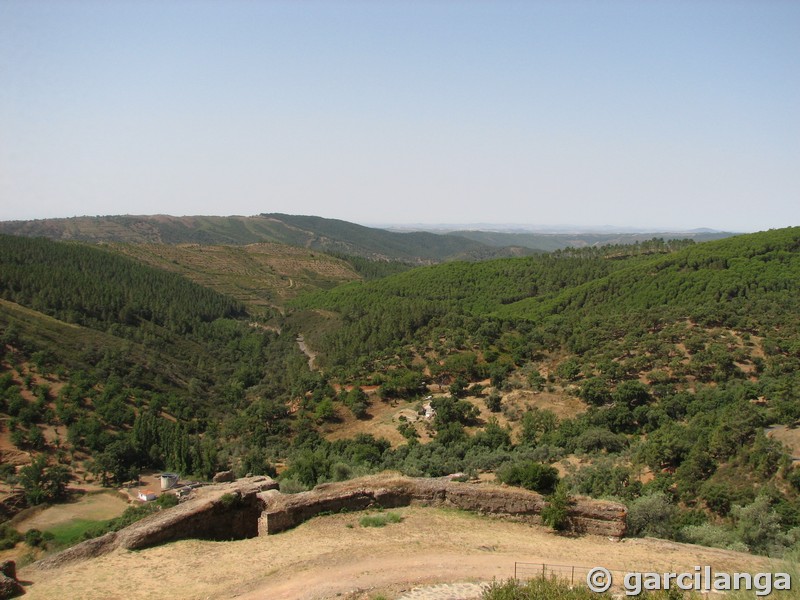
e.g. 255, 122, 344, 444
1, 1, 798, 231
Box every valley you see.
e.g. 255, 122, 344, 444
0, 217, 799, 598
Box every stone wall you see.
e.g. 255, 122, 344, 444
37, 476, 278, 569
257, 475, 627, 538
37, 473, 626, 569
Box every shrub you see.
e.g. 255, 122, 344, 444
279, 478, 308, 494
573, 427, 627, 454
788, 467, 800, 493
568, 460, 641, 501
156, 493, 179, 508
497, 461, 559, 495
483, 577, 610, 599
627, 492, 679, 539
0, 524, 22, 550
486, 392, 502, 413
219, 493, 241, 509
681, 524, 747, 553
359, 512, 402, 527
331, 462, 353, 481
24, 528, 47, 548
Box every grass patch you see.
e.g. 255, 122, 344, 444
45, 518, 114, 549
359, 512, 403, 528
43, 494, 180, 551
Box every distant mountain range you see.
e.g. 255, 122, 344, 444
0, 213, 736, 260
442, 229, 735, 252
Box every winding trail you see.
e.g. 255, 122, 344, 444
296, 334, 318, 370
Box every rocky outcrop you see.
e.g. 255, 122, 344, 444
36, 473, 626, 570
36, 476, 279, 569
212, 470, 236, 483
257, 474, 627, 538
0, 560, 24, 598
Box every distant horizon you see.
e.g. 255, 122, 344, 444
0, 210, 754, 235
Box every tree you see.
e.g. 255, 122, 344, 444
314, 398, 337, 423
580, 378, 611, 406
541, 482, 572, 531
733, 495, 792, 556
18, 456, 70, 505
520, 408, 558, 446
343, 387, 370, 419
613, 380, 651, 409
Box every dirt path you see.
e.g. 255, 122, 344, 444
296, 334, 318, 370
21, 506, 777, 600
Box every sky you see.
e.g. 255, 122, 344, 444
1, 1, 798, 232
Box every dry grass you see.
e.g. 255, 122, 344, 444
21, 506, 776, 600
11, 492, 129, 535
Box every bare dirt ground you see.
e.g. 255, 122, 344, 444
325, 386, 586, 450
324, 396, 420, 447
20, 506, 777, 600
767, 425, 800, 461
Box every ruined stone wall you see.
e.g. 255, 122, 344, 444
37, 474, 626, 570
37, 476, 278, 569
258, 475, 627, 538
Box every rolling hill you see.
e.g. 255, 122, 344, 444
0, 213, 532, 263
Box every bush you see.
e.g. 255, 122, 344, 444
24, 528, 48, 548
626, 492, 679, 539
497, 461, 559, 495
568, 460, 641, 501
732, 494, 794, 556
573, 427, 627, 454
681, 524, 747, 553
359, 511, 402, 527
279, 478, 308, 494
0, 524, 22, 550
0, 463, 16, 483
156, 493, 179, 508
219, 493, 241, 508
788, 467, 800, 493
483, 577, 609, 599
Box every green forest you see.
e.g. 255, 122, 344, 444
1, 227, 800, 560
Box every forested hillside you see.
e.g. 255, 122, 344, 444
0, 235, 309, 484
2, 228, 800, 560
0, 213, 530, 263
290, 228, 800, 557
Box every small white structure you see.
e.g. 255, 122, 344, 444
138, 490, 157, 502
422, 402, 436, 420
160, 473, 179, 490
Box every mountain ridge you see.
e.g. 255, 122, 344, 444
0, 213, 531, 264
